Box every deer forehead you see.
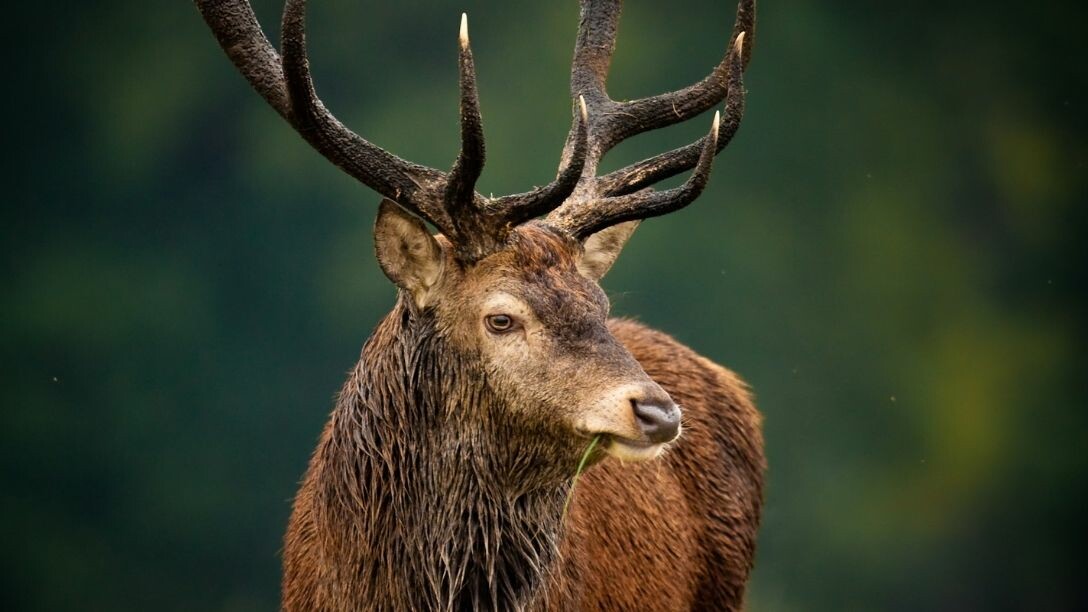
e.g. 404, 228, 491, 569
455, 226, 600, 299
477, 273, 606, 319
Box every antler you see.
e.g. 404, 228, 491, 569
545, 0, 755, 239
195, 0, 587, 262
196, 0, 753, 256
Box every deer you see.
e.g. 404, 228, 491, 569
196, 0, 764, 609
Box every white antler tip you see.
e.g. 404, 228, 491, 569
578, 95, 588, 122
460, 13, 469, 47
712, 111, 721, 138
734, 31, 746, 54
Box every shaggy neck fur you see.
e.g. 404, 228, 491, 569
309, 299, 575, 611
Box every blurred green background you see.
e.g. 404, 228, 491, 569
3, 0, 1085, 610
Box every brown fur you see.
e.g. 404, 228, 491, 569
281, 223, 764, 610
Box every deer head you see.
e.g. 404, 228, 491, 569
196, 0, 752, 467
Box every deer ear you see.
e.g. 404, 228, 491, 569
374, 199, 445, 308
578, 220, 640, 280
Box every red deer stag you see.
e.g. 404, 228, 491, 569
196, 0, 764, 609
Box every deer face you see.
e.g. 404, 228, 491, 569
375, 200, 680, 463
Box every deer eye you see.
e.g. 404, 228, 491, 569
484, 314, 518, 334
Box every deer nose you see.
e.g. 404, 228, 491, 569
631, 399, 681, 443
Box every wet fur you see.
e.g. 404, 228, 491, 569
281, 225, 764, 610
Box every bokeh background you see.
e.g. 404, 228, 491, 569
4, 0, 1085, 610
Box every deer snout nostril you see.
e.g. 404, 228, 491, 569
630, 399, 681, 444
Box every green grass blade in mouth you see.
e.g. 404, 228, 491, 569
562, 434, 601, 520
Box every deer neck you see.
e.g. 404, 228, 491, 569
313, 301, 570, 610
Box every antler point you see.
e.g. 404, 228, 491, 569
460, 13, 469, 48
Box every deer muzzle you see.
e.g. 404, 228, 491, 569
578, 382, 682, 462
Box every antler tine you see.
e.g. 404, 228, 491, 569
551, 111, 722, 239
445, 14, 486, 215
733, 0, 756, 70
439, 13, 519, 262
597, 0, 753, 149
596, 34, 746, 197
571, 0, 622, 111
565, 0, 625, 185
488, 96, 590, 225
279, 0, 451, 227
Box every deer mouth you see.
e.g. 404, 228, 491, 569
602, 435, 667, 462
